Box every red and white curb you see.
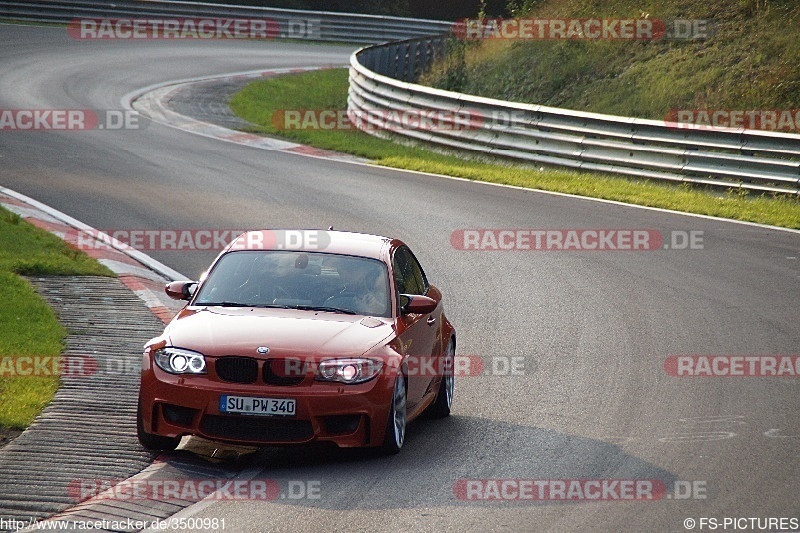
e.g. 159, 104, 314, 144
0, 187, 185, 324
124, 66, 368, 163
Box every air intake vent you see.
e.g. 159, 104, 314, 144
200, 415, 313, 442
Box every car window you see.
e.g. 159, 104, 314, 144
322, 254, 391, 317
393, 246, 429, 296
193, 250, 391, 317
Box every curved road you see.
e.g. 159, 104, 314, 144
1, 25, 798, 532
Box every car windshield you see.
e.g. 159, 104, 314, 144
193, 250, 391, 318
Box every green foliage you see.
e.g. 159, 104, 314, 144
423, 0, 800, 120
434, 39, 470, 92
507, 0, 546, 16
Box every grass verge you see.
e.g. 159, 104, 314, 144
230, 68, 800, 229
0, 206, 112, 431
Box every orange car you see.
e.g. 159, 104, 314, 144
137, 230, 456, 454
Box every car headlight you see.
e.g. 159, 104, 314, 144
315, 358, 383, 384
153, 347, 206, 375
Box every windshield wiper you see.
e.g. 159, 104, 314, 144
196, 301, 252, 307
196, 302, 356, 314
292, 305, 357, 315
197, 302, 291, 308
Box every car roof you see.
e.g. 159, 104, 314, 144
226, 229, 398, 260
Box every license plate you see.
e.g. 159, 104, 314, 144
219, 395, 296, 416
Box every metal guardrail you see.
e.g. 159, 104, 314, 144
0, 0, 452, 44
349, 36, 800, 195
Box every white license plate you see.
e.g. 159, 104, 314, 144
219, 395, 296, 416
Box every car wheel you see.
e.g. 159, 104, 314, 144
381, 375, 407, 455
424, 340, 454, 419
136, 395, 180, 452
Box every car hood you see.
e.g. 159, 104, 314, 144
163, 306, 394, 358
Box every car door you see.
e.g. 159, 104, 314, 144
392, 246, 440, 410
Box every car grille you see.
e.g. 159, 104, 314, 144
200, 415, 313, 442
215, 356, 258, 384
263, 358, 306, 386
215, 356, 308, 385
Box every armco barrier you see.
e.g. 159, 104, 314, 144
349, 36, 800, 195
0, 0, 451, 44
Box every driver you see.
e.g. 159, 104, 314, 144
324, 256, 388, 316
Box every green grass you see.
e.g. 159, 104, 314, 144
0, 207, 113, 429
231, 68, 415, 159
230, 68, 800, 229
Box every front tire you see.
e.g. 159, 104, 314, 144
381, 376, 407, 455
136, 395, 180, 452
424, 340, 454, 419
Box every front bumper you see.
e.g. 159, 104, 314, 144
138, 355, 396, 448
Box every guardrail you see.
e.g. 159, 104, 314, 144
7, 2, 798, 193
349, 36, 800, 195
0, 0, 452, 44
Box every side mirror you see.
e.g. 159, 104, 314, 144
399, 294, 438, 315
165, 280, 198, 301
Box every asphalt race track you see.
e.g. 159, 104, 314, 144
1, 24, 799, 532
